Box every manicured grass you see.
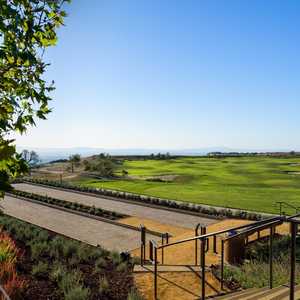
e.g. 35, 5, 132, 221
71, 156, 300, 214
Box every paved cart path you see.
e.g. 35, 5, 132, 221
1, 195, 159, 252
13, 183, 216, 228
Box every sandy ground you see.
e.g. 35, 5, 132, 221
130, 218, 291, 299
134, 271, 226, 300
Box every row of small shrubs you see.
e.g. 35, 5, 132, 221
213, 235, 300, 290
0, 214, 138, 299
221, 255, 300, 289
17, 177, 268, 221
11, 189, 127, 220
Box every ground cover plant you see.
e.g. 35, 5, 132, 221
11, 189, 127, 220
0, 230, 26, 299
0, 214, 135, 299
214, 234, 300, 290
69, 156, 300, 214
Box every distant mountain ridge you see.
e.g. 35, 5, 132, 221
16, 146, 298, 163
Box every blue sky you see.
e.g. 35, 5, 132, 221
15, 0, 300, 150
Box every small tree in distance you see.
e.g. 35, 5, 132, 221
69, 154, 81, 173
21, 150, 40, 167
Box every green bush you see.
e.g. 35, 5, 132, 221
110, 250, 122, 266
62, 240, 79, 259
116, 262, 128, 272
127, 288, 144, 300
64, 286, 90, 300
95, 257, 107, 271
222, 255, 300, 289
49, 236, 65, 259
58, 270, 82, 295
30, 241, 49, 260
99, 276, 109, 295
32, 261, 49, 278
50, 263, 67, 282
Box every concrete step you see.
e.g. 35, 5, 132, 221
270, 284, 300, 300
211, 285, 300, 300
210, 288, 260, 299
245, 285, 287, 300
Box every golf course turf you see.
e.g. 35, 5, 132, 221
71, 156, 300, 214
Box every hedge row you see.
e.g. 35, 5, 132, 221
15, 178, 268, 221
11, 189, 127, 220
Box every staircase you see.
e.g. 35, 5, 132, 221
211, 284, 300, 300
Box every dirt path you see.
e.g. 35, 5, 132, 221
1, 195, 159, 252
13, 183, 217, 229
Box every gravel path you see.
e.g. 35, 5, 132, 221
13, 183, 216, 228
2, 195, 159, 252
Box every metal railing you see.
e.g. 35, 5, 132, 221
276, 201, 300, 215
145, 215, 296, 299
286, 212, 300, 300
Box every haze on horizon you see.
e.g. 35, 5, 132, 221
13, 0, 300, 150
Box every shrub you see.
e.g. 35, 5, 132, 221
31, 261, 48, 278
222, 255, 300, 289
99, 276, 109, 295
95, 257, 107, 271
49, 236, 65, 259
62, 240, 79, 259
110, 251, 122, 266
64, 286, 90, 300
58, 270, 82, 295
0, 263, 27, 299
127, 288, 144, 300
116, 262, 128, 272
50, 263, 66, 283
0, 232, 19, 264
30, 241, 49, 260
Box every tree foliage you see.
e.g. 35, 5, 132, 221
21, 149, 40, 166
84, 153, 117, 178
0, 0, 69, 197
69, 154, 80, 173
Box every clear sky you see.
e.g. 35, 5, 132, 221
15, 0, 300, 150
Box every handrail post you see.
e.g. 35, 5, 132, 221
195, 223, 201, 266
213, 235, 217, 253
154, 246, 158, 300
290, 222, 297, 300
201, 238, 206, 299
201, 227, 209, 252
269, 226, 273, 289
161, 234, 164, 265
221, 240, 224, 290
140, 225, 146, 266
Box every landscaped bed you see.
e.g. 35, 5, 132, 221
0, 213, 140, 300
212, 234, 300, 290
10, 189, 127, 220
16, 178, 268, 221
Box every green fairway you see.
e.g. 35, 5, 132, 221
71, 156, 300, 214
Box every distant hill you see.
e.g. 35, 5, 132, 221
16, 146, 298, 163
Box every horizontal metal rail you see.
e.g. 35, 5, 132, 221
158, 215, 281, 249
223, 219, 283, 242
286, 212, 300, 220
276, 201, 300, 215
